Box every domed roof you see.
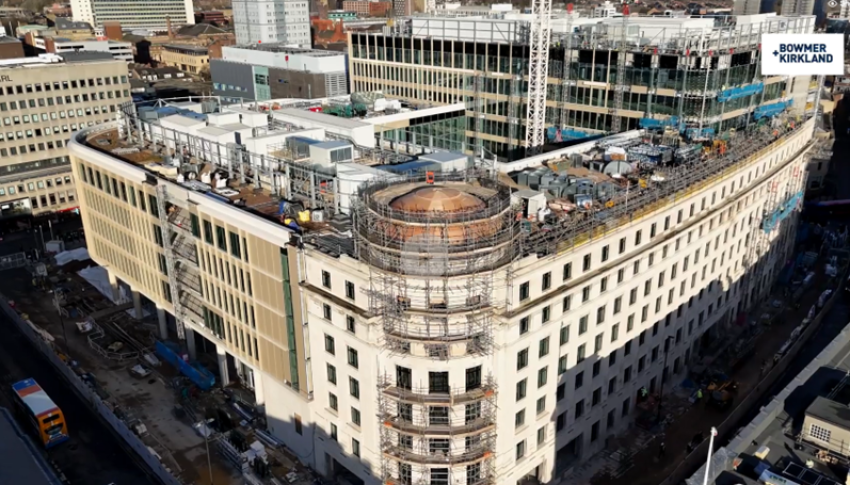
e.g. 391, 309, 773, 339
389, 187, 486, 213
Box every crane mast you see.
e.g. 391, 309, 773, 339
525, 0, 552, 152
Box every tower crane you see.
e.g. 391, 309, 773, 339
525, 0, 552, 152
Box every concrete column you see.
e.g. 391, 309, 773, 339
156, 307, 168, 340
253, 370, 264, 405
107, 270, 120, 303
185, 326, 197, 360
217, 345, 229, 386
132, 290, 142, 319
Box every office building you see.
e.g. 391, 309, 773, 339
0, 36, 24, 60
781, 0, 816, 15
158, 44, 210, 74
349, 13, 816, 159
232, 0, 311, 46
70, 0, 194, 32
28, 37, 134, 62
69, 87, 813, 485
211, 45, 347, 101
0, 54, 130, 219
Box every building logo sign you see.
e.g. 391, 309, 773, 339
761, 34, 844, 76
0, 75, 11, 82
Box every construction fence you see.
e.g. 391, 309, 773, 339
0, 294, 184, 485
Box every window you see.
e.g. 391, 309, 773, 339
519, 282, 530, 301
563, 262, 572, 280
520, 317, 530, 335
597, 305, 606, 324
537, 427, 546, 446
539, 337, 550, 357
542, 272, 552, 290
325, 334, 335, 354
351, 407, 361, 426
349, 377, 360, 399
611, 324, 619, 342
537, 367, 548, 387
575, 399, 584, 418
542, 306, 551, 324
203, 220, 213, 244
215, 225, 227, 251
595, 334, 603, 353
352, 438, 360, 457
583, 254, 591, 271
330, 423, 337, 441
323, 304, 332, 320
635, 230, 642, 245
516, 379, 527, 400
602, 245, 610, 262
327, 364, 337, 384
346, 316, 355, 333
591, 420, 600, 442
579, 315, 588, 335
592, 388, 601, 406
582, 286, 591, 302
229, 231, 241, 258
557, 383, 565, 401
516, 440, 526, 461
562, 295, 571, 311
517, 348, 529, 370
329, 393, 338, 411
614, 297, 622, 314
345, 281, 355, 299
557, 412, 566, 431
810, 423, 831, 443
536, 396, 546, 414
560, 325, 569, 345
515, 409, 526, 428
558, 355, 567, 374
600, 277, 608, 293
575, 371, 584, 389
577, 344, 586, 362
322, 270, 331, 288
347, 347, 359, 368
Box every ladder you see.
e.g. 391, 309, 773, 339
155, 183, 186, 341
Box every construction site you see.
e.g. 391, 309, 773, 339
349, 13, 820, 159
47, 0, 839, 470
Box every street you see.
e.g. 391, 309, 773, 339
0, 215, 154, 485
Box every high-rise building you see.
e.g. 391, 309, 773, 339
0, 54, 130, 219
70, 0, 194, 32
348, 14, 815, 160
68, 88, 814, 485
232, 0, 311, 46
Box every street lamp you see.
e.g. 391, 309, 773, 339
202, 418, 215, 485
655, 335, 675, 424
702, 427, 719, 485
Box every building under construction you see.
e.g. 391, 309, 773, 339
68, 83, 816, 485
348, 13, 817, 159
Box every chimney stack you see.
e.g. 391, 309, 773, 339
166, 16, 174, 39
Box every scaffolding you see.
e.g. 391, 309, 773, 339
354, 169, 521, 359
377, 374, 497, 485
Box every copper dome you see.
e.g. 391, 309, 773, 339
389, 187, 486, 213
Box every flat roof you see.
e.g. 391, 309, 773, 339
162, 44, 208, 54
805, 396, 850, 428
0, 408, 61, 485
277, 108, 370, 130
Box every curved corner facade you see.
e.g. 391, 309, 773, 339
68, 105, 814, 485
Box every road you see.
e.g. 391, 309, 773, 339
0, 215, 154, 485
